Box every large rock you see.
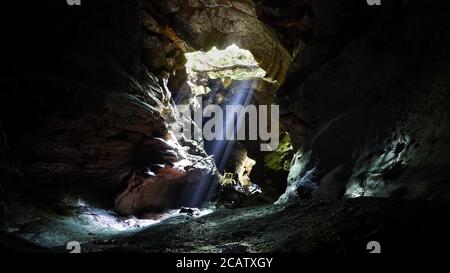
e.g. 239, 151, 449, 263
115, 165, 213, 215
115, 136, 216, 215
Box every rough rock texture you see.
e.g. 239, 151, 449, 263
0, 0, 215, 215
277, 0, 450, 201
2, 76, 166, 186
115, 137, 215, 215
142, 0, 292, 86
255, 0, 314, 54
61, 198, 450, 253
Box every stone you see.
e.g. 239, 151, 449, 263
179, 207, 201, 217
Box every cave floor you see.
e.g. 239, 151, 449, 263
67, 198, 450, 253
2, 197, 450, 253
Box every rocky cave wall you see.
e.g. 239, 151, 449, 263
0, 0, 217, 218
277, 0, 450, 202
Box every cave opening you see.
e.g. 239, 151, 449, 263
180, 44, 288, 208
184, 44, 270, 96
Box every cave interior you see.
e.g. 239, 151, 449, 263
1, 0, 450, 253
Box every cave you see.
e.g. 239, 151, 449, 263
2, 0, 450, 257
